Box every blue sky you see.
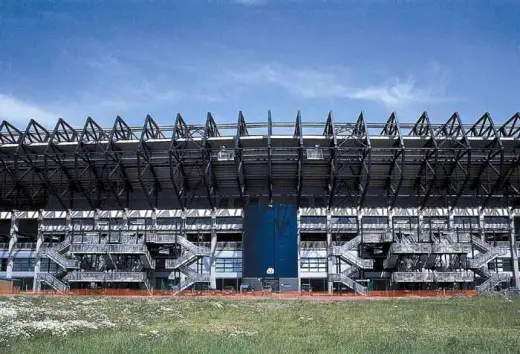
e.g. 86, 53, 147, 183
0, 0, 519, 128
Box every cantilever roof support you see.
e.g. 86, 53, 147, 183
201, 112, 219, 210
442, 112, 472, 210
106, 116, 135, 208
411, 112, 439, 210
234, 111, 248, 207
137, 114, 164, 209
0, 121, 34, 208
324, 112, 337, 209
15, 120, 69, 210
480, 113, 519, 209
45, 118, 93, 209
354, 112, 371, 209
295, 111, 304, 208
382, 113, 405, 209
468, 113, 504, 211
169, 113, 188, 210
76, 117, 122, 209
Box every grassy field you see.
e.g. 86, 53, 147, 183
1, 295, 520, 353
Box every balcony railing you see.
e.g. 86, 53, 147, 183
300, 241, 328, 249
66, 271, 147, 282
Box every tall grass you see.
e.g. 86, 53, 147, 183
2, 296, 520, 353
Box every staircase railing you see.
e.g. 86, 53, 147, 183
165, 253, 197, 269
476, 273, 510, 293
41, 248, 80, 269
468, 247, 503, 269
471, 236, 492, 253
37, 273, 69, 292
329, 273, 367, 295
333, 236, 361, 254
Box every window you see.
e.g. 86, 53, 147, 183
362, 216, 388, 225
300, 258, 327, 272
488, 258, 513, 272
216, 217, 242, 225
186, 218, 212, 226
300, 216, 326, 224
330, 216, 356, 225
40, 259, 59, 272
72, 218, 94, 227
217, 147, 235, 161
215, 258, 242, 273
13, 258, 36, 272
44, 219, 65, 226
394, 217, 418, 229
306, 146, 324, 160
156, 218, 181, 226
454, 216, 478, 229
484, 217, 509, 225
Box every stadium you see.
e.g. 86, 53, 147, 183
1, 110, 519, 295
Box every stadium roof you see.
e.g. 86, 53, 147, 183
1, 111, 520, 211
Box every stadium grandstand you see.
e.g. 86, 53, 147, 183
0, 110, 519, 295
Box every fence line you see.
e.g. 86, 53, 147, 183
0, 289, 477, 298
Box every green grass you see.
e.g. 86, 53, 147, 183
2, 295, 520, 353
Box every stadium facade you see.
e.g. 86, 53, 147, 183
1, 111, 520, 294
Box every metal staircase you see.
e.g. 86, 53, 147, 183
466, 236, 509, 292
41, 240, 80, 270
332, 236, 373, 269
468, 237, 505, 269
168, 265, 210, 292
333, 236, 362, 253
165, 236, 211, 290
329, 273, 367, 295
37, 272, 69, 292
476, 272, 510, 292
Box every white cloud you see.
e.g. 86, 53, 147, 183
220, 63, 454, 109
0, 94, 58, 126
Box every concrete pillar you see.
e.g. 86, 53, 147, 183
210, 211, 217, 289
326, 209, 333, 294
479, 213, 485, 242
509, 212, 520, 288
388, 207, 394, 241
179, 210, 186, 286
6, 211, 18, 279
65, 210, 72, 256
418, 208, 424, 243
33, 210, 44, 292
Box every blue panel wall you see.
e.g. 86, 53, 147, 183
243, 204, 297, 278
274, 204, 298, 278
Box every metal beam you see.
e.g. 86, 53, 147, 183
76, 117, 115, 209
106, 116, 135, 208
169, 114, 188, 210
436, 113, 471, 210
234, 111, 248, 207
411, 112, 439, 209
15, 120, 69, 209
45, 118, 94, 209
468, 113, 504, 210
294, 110, 304, 208
137, 114, 164, 209
324, 111, 338, 209
0, 121, 34, 208
487, 113, 520, 207
354, 112, 371, 208
202, 112, 219, 209
382, 113, 405, 209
